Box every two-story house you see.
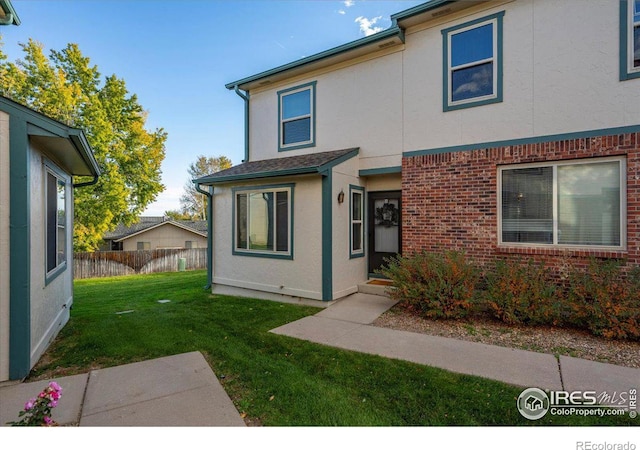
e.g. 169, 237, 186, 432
195, 0, 640, 303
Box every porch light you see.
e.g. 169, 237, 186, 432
337, 190, 345, 204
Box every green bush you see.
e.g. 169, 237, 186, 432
378, 250, 478, 319
483, 258, 563, 326
566, 259, 640, 340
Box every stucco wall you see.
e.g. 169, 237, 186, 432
28, 142, 73, 369
249, 50, 404, 170
332, 157, 367, 299
246, 0, 639, 169
402, 0, 640, 153
212, 176, 324, 300
121, 224, 207, 251
0, 111, 10, 381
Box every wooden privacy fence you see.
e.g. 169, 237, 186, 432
74, 248, 207, 279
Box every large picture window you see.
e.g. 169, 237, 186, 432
499, 158, 625, 249
621, 0, 640, 80
442, 12, 504, 110
234, 184, 293, 259
278, 82, 316, 151
350, 186, 364, 258
46, 167, 67, 279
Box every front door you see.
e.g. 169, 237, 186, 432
368, 191, 401, 275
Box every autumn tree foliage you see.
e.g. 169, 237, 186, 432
0, 38, 166, 250
179, 155, 232, 220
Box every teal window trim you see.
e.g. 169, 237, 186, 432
349, 185, 365, 259
321, 173, 332, 300
442, 11, 504, 111
620, 0, 640, 80
278, 81, 317, 152
44, 160, 69, 286
232, 183, 295, 260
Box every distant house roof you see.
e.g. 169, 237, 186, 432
103, 217, 208, 242
194, 148, 359, 185
0, 0, 20, 26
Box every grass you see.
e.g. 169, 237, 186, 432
31, 270, 635, 426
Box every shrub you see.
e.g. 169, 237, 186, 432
567, 259, 640, 340
483, 258, 563, 326
378, 250, 478, 319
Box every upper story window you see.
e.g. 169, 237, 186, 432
499, 157, 626, 250
278, 81, 316, 151
233, 184, 294, 259
621, 0, 640, 80
442, 11, 504, 111
46, 165, 68, 282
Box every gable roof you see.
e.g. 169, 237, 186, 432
194, 148, 359, 185
103, 217, 208, 242
0, 95, 100, 177
225, 0, 485, 91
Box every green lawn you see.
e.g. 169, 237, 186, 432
31, 270, 634, 426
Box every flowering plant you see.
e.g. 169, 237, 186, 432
7, 381, 63, 426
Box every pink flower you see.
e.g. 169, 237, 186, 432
48, 381, 62, 393
49, 400, 58, 408
43, 416, 53, 425
24, 399, 35, 411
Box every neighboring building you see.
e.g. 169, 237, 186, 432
100, 216, 208, 251
0, 95, 100, 381
0, 0, 20, 26
195, 0, 640, 302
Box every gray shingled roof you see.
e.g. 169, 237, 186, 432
194, 148, 359, 185
103, 217, 208, 240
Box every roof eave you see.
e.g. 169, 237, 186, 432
225, 26, 405, 91
0, 0, 20, 25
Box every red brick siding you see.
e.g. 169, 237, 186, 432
401, 131, 640, 272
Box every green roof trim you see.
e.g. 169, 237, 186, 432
225, 26, 405, 90
0, 0, 20, 25
390, 0, 456, 24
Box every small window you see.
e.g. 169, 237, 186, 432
499, 158, 626, 249
442, 12, 504, 110
350, 186, 365, 258
137, 241, 151, 250
623, 0, 640, 80
46, 168, 67, 278
278, 82, 316, 151
234, 185, 293, 259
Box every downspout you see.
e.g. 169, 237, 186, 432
73, 175, 99, 189
195, 182, 213, 290
233, 85, 250, 163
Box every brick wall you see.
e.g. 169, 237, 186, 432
401, 131, 640, 273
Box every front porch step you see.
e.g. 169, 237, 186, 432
357, 279, 393, 298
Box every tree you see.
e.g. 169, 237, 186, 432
179, 155, 232, 220
0, 38, 166, 250
164, 209, 194, 221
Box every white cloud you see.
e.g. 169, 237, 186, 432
343, 0, 355, 7
338, 9, 346, 15
354, 16, 383, 37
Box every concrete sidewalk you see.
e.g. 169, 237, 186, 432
270, 293, 640, 396
0, 351, 245, 427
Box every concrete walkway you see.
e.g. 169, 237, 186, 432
0, 351, 245, 427
270, 293, 640, 396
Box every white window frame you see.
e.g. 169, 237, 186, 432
350, 186, 365, 258
45, 163, 68, 283
233, 184, 293, 259
497, 157, 627, 251
278, 82, 316, 151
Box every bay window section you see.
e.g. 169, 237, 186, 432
500, 158, 625, 249
234, 185, 293, 259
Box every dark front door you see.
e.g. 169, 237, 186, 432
368, 191, 401, 275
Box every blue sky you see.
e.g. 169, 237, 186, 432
1, 0, 424, 216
